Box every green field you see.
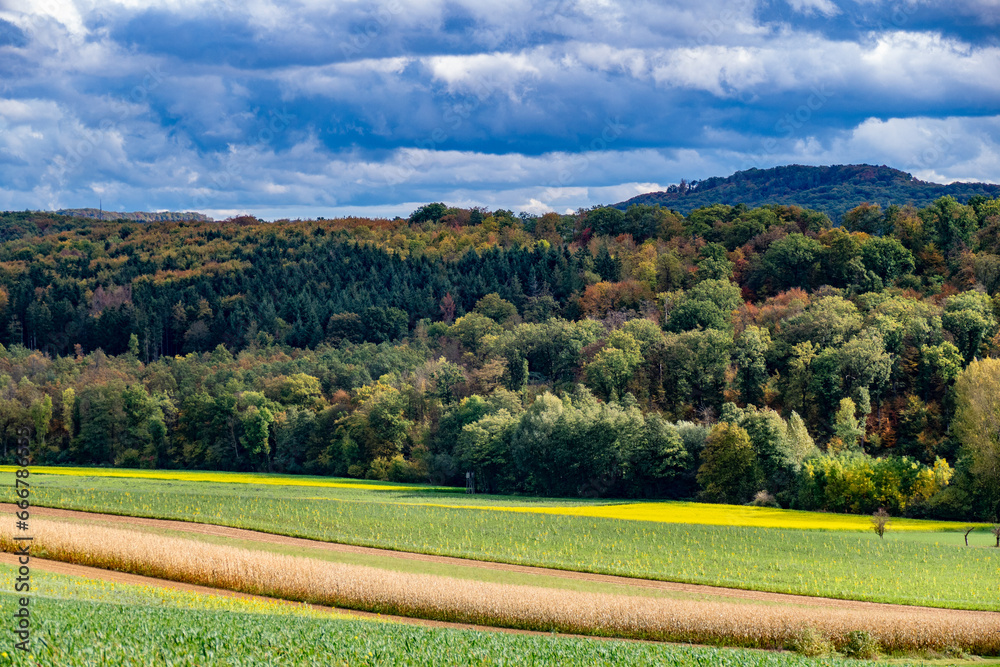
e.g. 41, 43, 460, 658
8, 470, 1000, 611
0, 564, 918, 667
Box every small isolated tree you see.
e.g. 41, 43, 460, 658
871, 508, 890, 539
964, 525, 976, 547
992, 525, 1000, 548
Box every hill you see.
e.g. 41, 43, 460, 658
55, 208, 213, 222
615, 164, 1000, 221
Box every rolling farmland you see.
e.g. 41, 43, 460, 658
0, 562, 928, 666
4, 469, 999, 610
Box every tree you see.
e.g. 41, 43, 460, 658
832, 397, 865, 452
28, 395, 52, 451
410, 202, 448, 224
860, 236, 914, 282
942, 291, 998, 363
263, 373, 323, 408
696, 422, 761, 504
843, 203, 887, 236
871, 508, 890, 539
241, 404, 275, 471
586, 342, 641, 400
363, 306, 408, 343
473, 293, 518, 327
763, 233, 823, 291
667, 279, 742, 332
734, 326, 771, 406
449, 313, 502, 354
952, 358, 1000, 520
587, 206, 627, 237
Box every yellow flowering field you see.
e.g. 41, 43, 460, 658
421, 500, 980, 532
0, 465, 435, 492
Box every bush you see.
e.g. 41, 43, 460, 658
114, 448, 142, 468
841, 630, 880, 659
790, 626, 832, 657
366, 457, 391, 481
749, 490, 780, 507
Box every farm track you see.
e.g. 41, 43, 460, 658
4, 503, 994, 617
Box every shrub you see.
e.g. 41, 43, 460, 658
114, 448, 142, 468
750, 490, 780, 508
841, 630, 880, 659
790, 626, 832, 657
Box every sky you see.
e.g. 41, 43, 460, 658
0, 0, 998, 220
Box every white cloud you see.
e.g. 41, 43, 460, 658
786, 0, 840, 17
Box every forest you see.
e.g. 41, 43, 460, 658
620, 164, 1000, 220
2, 193, 1000, 520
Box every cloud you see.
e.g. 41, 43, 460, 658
786, 0, 840, 17
0, 0, 999, 216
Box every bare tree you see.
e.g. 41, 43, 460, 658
992, 525, 1000, 548
871, 508, 890, 539
964, 526, 976, 546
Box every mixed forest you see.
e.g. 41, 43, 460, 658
619, 164, 1000, 220
2, 193, 1000, 521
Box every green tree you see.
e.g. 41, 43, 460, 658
241, 404, 275, 471
449, 313, 502, 354
586, 338, 641, 401
952, 358, 1000, 520
28, 395, 52, 450
832, 397, 865, 452
666, 279, 742, 332
473, 293, 518, 327
734, 326, 771, 405
843, 203, 886, 236
942, 290, 998, 363
860, 236, 914, 282
763, 233, 823, 291
697, 422, 761, 504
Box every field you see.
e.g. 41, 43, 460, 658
6, 468, 999, 611
0, 563, 921, 666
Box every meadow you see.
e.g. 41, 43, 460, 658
5, 469, 999, 610
0, 563, 923, 667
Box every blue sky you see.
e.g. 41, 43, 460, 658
0, 0, 998, 219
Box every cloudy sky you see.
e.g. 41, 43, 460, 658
0, 0, 998, 219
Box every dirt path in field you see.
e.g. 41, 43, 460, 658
4, 503, 995, 617
0, 552, 650, 642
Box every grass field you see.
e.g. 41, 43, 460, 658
0, 563, 926, 666
6, 469, 999, 610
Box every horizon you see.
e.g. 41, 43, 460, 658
2, 2, 999, 219
16, 162, 991, 222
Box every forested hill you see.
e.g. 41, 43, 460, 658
55, 208, 214, 223
2, 194, 1000, 520
616, 165, 1000, 221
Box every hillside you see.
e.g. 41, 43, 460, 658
616, 164, 1000, 221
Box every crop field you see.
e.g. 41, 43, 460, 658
3, 466, 988, 531
5, 520, 1000, 659
4, 470, 999, 612
0, 563, 926, 667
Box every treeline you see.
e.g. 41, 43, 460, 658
2, 194, 1000, 519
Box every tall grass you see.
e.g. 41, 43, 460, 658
4, 519, 998, 656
